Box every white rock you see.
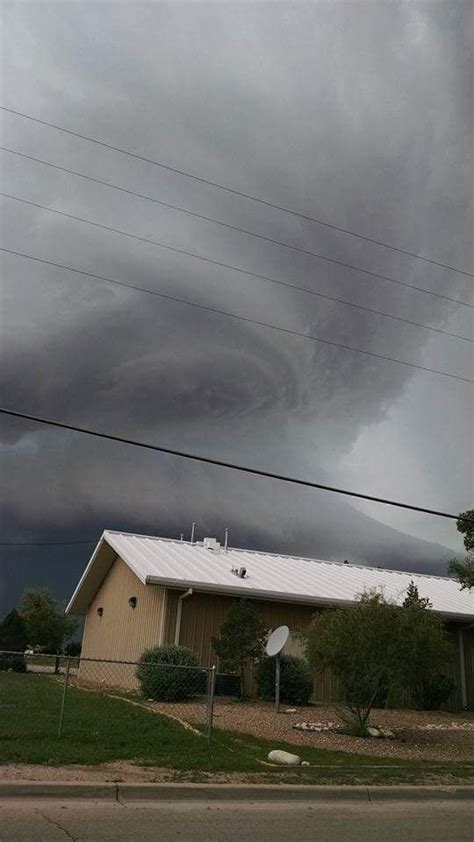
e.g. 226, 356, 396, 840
379, 728, 395, 739
268, 750, 302, 766
301, 761, 310, 767
367, 726, 381, 738
285, 708, 297, 714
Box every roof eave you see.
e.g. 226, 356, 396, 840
145, 575, 474, 622
65, 532, 108, 615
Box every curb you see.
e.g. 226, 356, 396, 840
1, 782, 474, 802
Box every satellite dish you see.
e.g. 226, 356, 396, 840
265, 625, 289, 657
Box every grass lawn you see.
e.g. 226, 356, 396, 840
0, 673, 472, 784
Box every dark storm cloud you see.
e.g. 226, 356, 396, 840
0, 1, 472, 612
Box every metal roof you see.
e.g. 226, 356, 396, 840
66, 530, 474, 621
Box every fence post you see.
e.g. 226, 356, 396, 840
57, 658, 71, 738
206, 665, 216, 741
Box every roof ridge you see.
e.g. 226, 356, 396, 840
102, 529, 455, 583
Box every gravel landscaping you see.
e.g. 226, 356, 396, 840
151, 698, 474, 763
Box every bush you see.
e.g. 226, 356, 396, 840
64, 640, 82, 657
136, 645, 204, 702
415, 673, 456, 711
0, 653, 26, 672
256, 655, 313, 706
0, 608, 27, 672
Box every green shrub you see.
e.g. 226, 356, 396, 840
0, 653, 26, 672
256, 655, 313, 706
0, 608, 27, 672
136, 645, 204, 702
64, 640, 82, 657
415, 673, 456, 711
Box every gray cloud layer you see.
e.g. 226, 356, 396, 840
1, 1, 472, 615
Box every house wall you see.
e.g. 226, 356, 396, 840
79, 557, 165, 687
163, 589, 315, 664
163, 589, 324, 697
164, 590, 473, 710
78, 562, 474, 709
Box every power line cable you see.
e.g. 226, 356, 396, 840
2, 245, 472, 383
5, 405, 474, 525
2, 145, 472, 319
1, 407, 472, 523
0, 539, 97, 546
2, 104, 472, 278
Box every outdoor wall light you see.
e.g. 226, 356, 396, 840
129, 596, 137, 609
97, 607, 104, 617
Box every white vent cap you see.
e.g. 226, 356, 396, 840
203, 537, 221, 551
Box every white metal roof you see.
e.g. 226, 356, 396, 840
66, 530, 474, 621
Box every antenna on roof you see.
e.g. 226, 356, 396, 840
190, 521, 196, 544
224, 527, 229, 552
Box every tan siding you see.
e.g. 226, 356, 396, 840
173, 591, 315, 667
79, 557, 165, 687
173, 593, 470, 709
80, 577, 473, 710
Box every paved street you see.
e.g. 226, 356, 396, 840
0, 799, 473, 842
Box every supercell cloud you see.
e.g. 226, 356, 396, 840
0, 1, 472, 615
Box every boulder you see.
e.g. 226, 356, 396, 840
285, 708, 297, 714
379, 727, 395, 739
367, 726, 381, 738
268, 749, 302, 766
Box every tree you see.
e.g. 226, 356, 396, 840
456, 509, 474, 552
0, 608, 28, 652
400, 583, 453, 710
0, 609, 28, 672
212, 600, 267, 696
403, 580, 431, 610
449, 509, 474, 590
303, 589, 452, 734
18, 589, 77, 653
449, 556, 474, 590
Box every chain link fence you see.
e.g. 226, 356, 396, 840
0, 650, 217, 741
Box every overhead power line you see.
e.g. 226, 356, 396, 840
2, 146, 472, 317
1, 407, 472, 524
2, 104, 472, 278
2, 246, 473, 383
0, 539, 97, 547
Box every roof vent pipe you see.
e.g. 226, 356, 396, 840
224, 527, 229, 552
190, 521, 196, 544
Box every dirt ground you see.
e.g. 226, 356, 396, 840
152, 698, 474, 763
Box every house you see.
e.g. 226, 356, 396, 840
66, 530, 474, 709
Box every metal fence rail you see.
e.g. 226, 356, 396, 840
0, 650, 217, 740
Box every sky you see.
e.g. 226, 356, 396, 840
0, 1, 473, 618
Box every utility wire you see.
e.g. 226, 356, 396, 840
2, 245, 473, 383
2, 104, 472, 278
1, 407, 472, 524
2, 146, 472, 319
0, 539, 97, 546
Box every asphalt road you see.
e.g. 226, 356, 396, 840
0, 799, 473, 842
